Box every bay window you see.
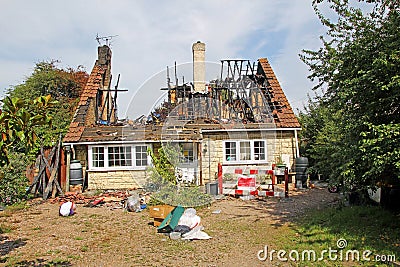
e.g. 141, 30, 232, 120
88, 144, 149, 170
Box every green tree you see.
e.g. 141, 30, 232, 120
298, 97, 344, 182
300, 0, 400, 190
0, 152, 31, 205
148, 145, 178, 186
0, 95, 54, 165
0, 95, 54, 204
8, 60, 88, 146
0, 60, 87, 204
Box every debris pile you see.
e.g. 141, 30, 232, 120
150, 205, 211, 241
50, 190, 149, 210
51, 190, 211, 241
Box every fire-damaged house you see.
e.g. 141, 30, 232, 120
63, 42, 301, 190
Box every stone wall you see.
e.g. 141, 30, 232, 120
87, 170, 148, 190
72, 144, 148, 190
70, 130, 298, 188
200, 138, 223, 184
200, 130, 298, 183
85, 98, 96, 127
272, 131, 298, 170
192, 41, 206, 92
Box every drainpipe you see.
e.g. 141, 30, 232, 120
208, 138, 211, 184
198, 141, 202, 186
294, 129, 300, 158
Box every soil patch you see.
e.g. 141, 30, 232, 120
0, 186, 340, 266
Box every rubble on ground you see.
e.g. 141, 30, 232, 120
49, 190, 149, 210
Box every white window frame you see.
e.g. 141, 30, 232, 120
180, 143, 195, 163
253, 140, 266, 161
224, 141, 237, 162
88, 144, 150, 171
223, 140, 267, 164
134, 145, 149, 167
108, 146, 133, 168
92, 146, 105, 168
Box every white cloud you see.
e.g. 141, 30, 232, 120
0, 0, 326, 115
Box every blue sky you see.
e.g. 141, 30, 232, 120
0, 0, 327, 119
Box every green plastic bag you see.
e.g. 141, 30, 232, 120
157, 205, 185, 233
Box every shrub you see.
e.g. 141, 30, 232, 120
0, 152, 31, 205
146, 145, 212, 208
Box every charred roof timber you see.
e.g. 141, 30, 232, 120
63, 43, 130, 143
153, 42, 300, 128
95, 45, 128, 126
64, 42, 301, 144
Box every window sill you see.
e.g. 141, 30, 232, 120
87, 167, 148, 172
222, 160, 269, 165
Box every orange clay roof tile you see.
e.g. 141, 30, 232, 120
258, 58, 301, 128
63, 63, 107, 143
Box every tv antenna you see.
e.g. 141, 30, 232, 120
96, 34, 118, 46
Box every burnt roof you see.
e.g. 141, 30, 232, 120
64, 49, 300, 144
64, 64, 108, 142
65, 122, 282, 143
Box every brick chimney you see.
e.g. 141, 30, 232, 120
192, 41, 206, 92
97, 45, 112, 86
97, 45, 112, 66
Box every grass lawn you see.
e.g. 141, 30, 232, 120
278, 205, 400, 266
1, 194, 399, 266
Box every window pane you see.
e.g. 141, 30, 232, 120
240, 141, 251, 160
254, 141, 265, 160
123, 147, 132, 166
108, 146, 132, 167
92, 147, 104, 167
181, 143, 194, 163
135, 146, 148, 166
225, 142, 236, 161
